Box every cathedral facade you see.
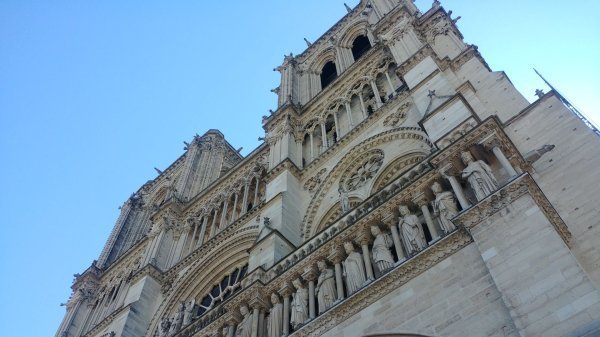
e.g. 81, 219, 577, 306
56, 1, 600, 337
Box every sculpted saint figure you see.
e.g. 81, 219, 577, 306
431, 182, 458, 234
316, 260, 337, 314
235, 304, 253, 337
267, 293, 283, 337
339, 188, 350, 213
172, 302, 185, 332
342, 241, 367, 295
290, 278, 309, 329
460, 151, 498, 201
183, 298, 195, 326
398, 205, 426, 255
159, 319, 171, 337
370, 226, 395, 272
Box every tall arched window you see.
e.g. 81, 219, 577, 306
352, 35, 372, 61
320, 61, 338, 89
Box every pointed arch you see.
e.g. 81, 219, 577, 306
314, 196, 363, 234
370, 152, 427, 194
301, 127, 433, 240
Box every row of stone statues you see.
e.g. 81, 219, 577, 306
158, 299, 196, 337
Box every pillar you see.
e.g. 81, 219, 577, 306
358, 93, 367, 118
231, 193, 239, 223
309, 133, 314, 160
420, 202, 439, 241
388, 221, 406, 262
320, 123, 327, 151
344, 102, 354, 127
253, 178, 260, 207
220, 200, 229, 229
241, 183, 250, 216
385, 72, 395, 96
210, 209, 218, 237
370, 80, 383, 107
302, 267, 318, 320
333, 112, 340, 138
251, 307, 260, 337
492, 146, 518, 177
197, 215, 208, 247
227, 325, 235, 337
445, 174, 471, 210
279, 283, 294, 336
360, 236, 375, 281
331, 250, 345, 301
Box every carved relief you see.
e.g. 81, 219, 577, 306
303, 168, 327, 192
383, 102, 411, 127
340, 150, 384, 192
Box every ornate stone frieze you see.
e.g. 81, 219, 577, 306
303, 168, 328, 193
383, 101, 411, 127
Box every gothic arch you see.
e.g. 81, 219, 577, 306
314, 196, 362, 234
338, 19, 370, 48
310, 46, 338, 75
370, 152, 427, 194
301, 127, 433, 239
145, 225, 259, 335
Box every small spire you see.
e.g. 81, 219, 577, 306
344, 3, 352, 13
304, 38, 312, 47
535, 89, 545, 99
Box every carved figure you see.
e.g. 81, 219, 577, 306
183, 298, 195, 326
339, 188, 350, 213
235, 304, 252, 337
370, 226, 395, 272
267, 293, 283, 337
398, 205, 426, 254
290, 278, 309, 329
342, 242, 367, 295
431, 182, 458, 234
159, 319, 171, 337
172, 302, 185, 332
460, 151, 498, 201
316, 260, 337, 314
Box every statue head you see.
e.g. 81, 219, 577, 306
431, 181, 443, 194
317, 260, 327, 271
343, 241, 355, 254
270, 293, 280, 305
240, 304, 250, 316
370, 225, 381, 236
398, 205, 410, 216
292, 278, 304, 289
461, 151, 474, 165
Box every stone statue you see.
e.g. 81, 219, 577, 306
159, 318, 171, 337
291, 278, 309, 329
235, 304, 253, 337
431, 182, 458, 234
339, 188, 350, 213
316, 260, 337, 314
342, 242, 367, 295
173, 302, 185, 332
398, 205, 426, 255
267, 293, 283, 337
183, 298, 195, 326
460, 151, 498, 201
370, 226, 395, 272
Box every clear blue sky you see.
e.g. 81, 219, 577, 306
0, 1, 598, 336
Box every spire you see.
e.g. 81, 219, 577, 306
344, 3, 352, 13
304, 38, 312, 47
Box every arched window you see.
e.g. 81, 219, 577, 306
352, 35, 372, 61
320, 61, 338, 89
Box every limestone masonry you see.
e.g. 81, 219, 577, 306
56, 1, 600, 337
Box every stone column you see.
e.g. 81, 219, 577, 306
220, 200, 229, 229
241, 183, 250, 216
320, 123, 327, 151
197, 215, 208, 247
257, 309, 265, 337
414, 193, 439, 241
210, 209, 218, 237
370, 80, 383, 107
442, 166, 471, 210
384, 72, 395, 96
302, 265, 318, 319
188, 219, 198, 254
279, 283, 294, 336
330, 248, 345, 301
387, 219, 405, 262
345, 102, 354, 127
231, 192, 239, 223
309, 133, 314, 160
359, 233, 375, 281
358, 93, 367, 118
333, 112, 341, 138
253, 178, 260, 207
492, 146, 518, 177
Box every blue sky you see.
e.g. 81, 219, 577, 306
0, 1, 598, 336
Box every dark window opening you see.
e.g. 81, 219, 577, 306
351, 35, 372, 61
320, 61, 338, 89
